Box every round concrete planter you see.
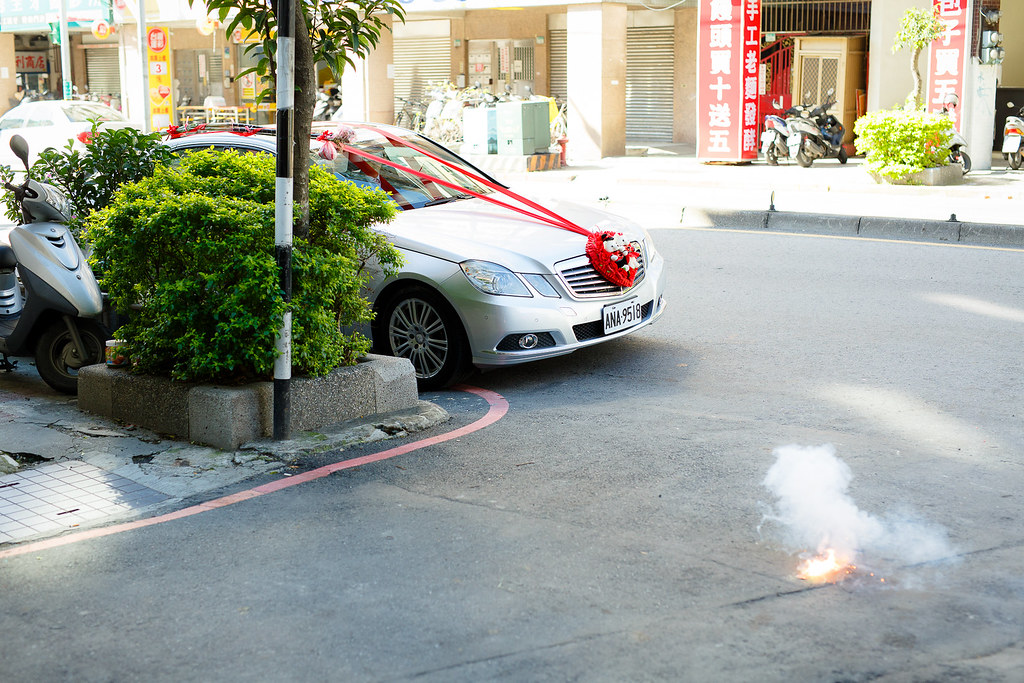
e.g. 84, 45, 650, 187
870, 163, 964, 186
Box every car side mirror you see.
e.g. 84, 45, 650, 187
9, 134, 29, 171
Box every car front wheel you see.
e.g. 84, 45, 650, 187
377, 286, 470, 390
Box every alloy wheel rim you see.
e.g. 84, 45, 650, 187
388, 298, 449, 379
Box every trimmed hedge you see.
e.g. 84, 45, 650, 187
86, 149, 401, 382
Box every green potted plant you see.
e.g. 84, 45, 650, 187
851, 7, 958, 185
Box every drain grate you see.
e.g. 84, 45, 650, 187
0, 461, 170, 543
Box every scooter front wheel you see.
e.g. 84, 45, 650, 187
837, 146, 848, 164
34, 319, 106, 394
958, 151, 971, 174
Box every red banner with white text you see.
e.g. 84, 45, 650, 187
925, 0, 970, 131
697, 0, 761, 162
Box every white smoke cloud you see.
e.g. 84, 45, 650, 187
761, 444, 954, 569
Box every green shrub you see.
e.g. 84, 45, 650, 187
853, 108, 953, 181
85, 149, 402, 383
3, 121, 175, 234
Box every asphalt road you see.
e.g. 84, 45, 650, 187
2, 227, 1023, 681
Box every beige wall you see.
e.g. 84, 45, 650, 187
999, 2, 1024, 87
673, 7, 697, 145
0, 34, 15, 115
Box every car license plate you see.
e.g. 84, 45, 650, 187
603, 298, 643, 334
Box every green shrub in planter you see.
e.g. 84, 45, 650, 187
853, 108, 953, 181
85, 149, 402, 383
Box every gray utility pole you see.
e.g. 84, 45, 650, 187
59, 0, 71, 99
274, 0, 295, 440
137, 1, 150, 133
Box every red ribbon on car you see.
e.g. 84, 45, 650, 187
321, 124, 641, 287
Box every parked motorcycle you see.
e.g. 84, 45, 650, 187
1, 134, 107, 393
940, 94, 970, 174
760, 113, 790, 165
785, 97, 848, 168
1002, 101, 1024, 170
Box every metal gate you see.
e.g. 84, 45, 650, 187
626, 26, 674, 143
548, 29, 567, 103
797, 54, 839, 105
393, 36, 451, 109
85, 48, 121, 98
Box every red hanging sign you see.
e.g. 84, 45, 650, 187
925, 0, 970, 131
697, 0, 761, 162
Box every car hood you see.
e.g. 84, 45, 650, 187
382, 194, 645, 273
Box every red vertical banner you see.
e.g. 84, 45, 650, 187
925, 0, 970, 131
697, 0, 760, 162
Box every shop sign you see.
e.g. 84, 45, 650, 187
0, 0, 111, 32
15, 52, 48, 73
147, 27, 174, 131
925, 0, 970, 131
696, 0, 761, 162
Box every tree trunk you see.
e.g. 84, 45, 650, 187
291, 3, 314, 240
911, 46, 922, 109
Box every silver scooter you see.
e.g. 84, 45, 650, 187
1, 134, 107, 393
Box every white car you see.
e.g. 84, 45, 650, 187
166, 123, 667, 388
0, 100, 134, 168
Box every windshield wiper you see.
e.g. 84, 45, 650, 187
423, 194, 472, 207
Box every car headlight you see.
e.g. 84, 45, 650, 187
460, 260, 531, 297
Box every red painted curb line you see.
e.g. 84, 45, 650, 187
0, 385, 508, 560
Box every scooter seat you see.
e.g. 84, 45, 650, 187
0, 245, 16, 272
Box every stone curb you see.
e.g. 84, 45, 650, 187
680, 207, 1024, 248
79, 354, 420, 451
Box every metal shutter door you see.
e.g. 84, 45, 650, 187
626, 26, 674, 143
548, 29, 567, 102
85, 49, 121, 97
393, 36, 451, 109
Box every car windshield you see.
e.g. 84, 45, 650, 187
312, 126, 495, 210
61, 103, 126, 123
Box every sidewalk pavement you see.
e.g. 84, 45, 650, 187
505, 146, 1024, 246
4, 145, 1023, 545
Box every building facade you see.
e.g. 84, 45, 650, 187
2, 0, 1022, 165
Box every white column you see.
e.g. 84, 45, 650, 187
566, 3, 626, 160
341, 15, 394, 124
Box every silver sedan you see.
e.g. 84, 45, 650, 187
166, 123, 666, 388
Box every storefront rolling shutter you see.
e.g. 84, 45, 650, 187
626, 26, 674, 143
548, 29, 567, 103
393, 36, 451, 110
85, 48, 121, 97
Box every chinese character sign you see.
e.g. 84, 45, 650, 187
698, 0, 760, 161
147, 27, 174, 131
926, 0, 970, 130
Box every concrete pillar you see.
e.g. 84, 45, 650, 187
868, 0, 930, 111
0, 34, 16, 115
674, 7, 697, 145
118, 27, 147, 126
341, 15, 394, 124
967, 63, 997, 170
566, 3, 626, 160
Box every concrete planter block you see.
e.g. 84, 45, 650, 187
78, 354, 418, 451
870, 164, 964, 186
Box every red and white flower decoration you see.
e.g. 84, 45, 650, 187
585, 230, 641, 288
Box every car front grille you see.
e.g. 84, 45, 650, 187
556, 241, 646, 299
573, 300, 654, 342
